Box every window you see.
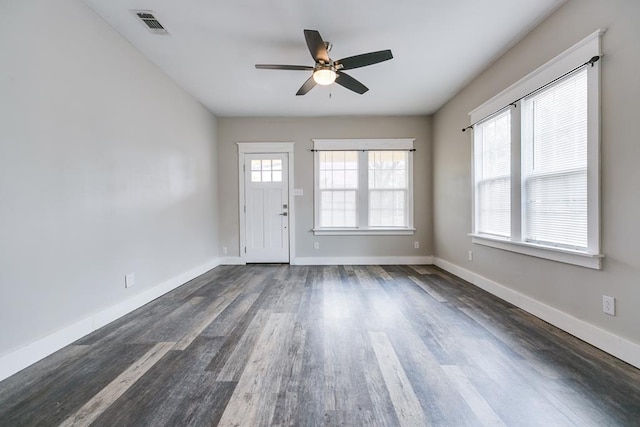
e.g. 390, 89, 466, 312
469, 30, 602, 269
318, 151, 358, 227
474, 110, 511, 238
251, 159, 283, 182
369, 151, 409, 227
522, 69, 588, 249
313, 139, 415, 235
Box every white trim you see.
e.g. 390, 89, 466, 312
313, 228, 415, 236
434, 257, 640, 369
312, 138, 415, 151
219, 256, 245, 265
292, 256, 433, 266
237, 142, 295, 154
587, 46, 601, 255
470, 234, 603, 270
237, 142, 295, 264
470, 29, 605, 123
0, 258, 220, 382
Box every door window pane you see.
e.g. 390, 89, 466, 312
250, 158, 284, 182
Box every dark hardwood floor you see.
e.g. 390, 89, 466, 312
1, 264, 639, 426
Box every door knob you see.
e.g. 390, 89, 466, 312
279, 212, 288, 216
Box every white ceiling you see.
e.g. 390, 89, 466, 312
84, 0, 565, 117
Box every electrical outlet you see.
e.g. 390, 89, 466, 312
602, 295, 615, 316
223, 246, 228, 255
125, 273, 135, 288
468, 251, 473, 262
414, 241, 420, 249
314, 242, 319, 250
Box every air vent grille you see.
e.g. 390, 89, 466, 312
131, 10, 168, 34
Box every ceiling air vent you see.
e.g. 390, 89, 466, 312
131, 10, 168, 34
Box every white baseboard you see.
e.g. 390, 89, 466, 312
0, 258, 220, 382
219, 256, 245, 265
292, 256, 434, 266
434, 257, 640, 369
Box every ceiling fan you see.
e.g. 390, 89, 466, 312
255, 29, 393, 96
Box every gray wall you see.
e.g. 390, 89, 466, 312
0, 0, 219, 357
432, 0, 640, 344
217, 116, 432, 260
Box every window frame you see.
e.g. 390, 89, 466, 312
474, 109, 513, 239
469, 29, 604, 269
313, 139, 415, 236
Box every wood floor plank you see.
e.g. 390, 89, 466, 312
217, 312, 296, 426
134, 296, 208, 343
408, 275, 447, 302
384, 325, 480, 425
0, 343, 154, 426
322, 266, 351, 319
59, 342, 174, 426
201, 291, 262, 337
2, 264, 640, 426
288, 267, 326, 425
270, 320, 306, 426
408, 264, 438, 275
323, 319, 373, 413
368, 331, 427, 426
441, 364, 506, 427
369, 264, 393, 281
205, 269, 281, 377
459, 337, 581, 426
173, 289, 241, 350
214, 309, 270, 381
90, 337, 232, 427
0, 344, 91, 404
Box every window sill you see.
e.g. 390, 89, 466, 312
314, 228, 415, 236
469, 233, 603, 270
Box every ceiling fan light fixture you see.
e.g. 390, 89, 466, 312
313, 68, 337, 85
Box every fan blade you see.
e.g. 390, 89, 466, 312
335, 72, 369, 94
255, 64, 314, 71
335, 50, 393, 70
296, 76, 317, 96
304, 29, 330, 64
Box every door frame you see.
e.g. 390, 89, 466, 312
237, 142, 295, 264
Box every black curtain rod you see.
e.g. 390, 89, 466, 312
311, 149, 416, 152
461, 55, 601, 133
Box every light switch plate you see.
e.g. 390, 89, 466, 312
293, 188, 304, 196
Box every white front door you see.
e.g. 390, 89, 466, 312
244, 153, 289, 263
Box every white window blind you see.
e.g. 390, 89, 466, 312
368, 151, 408, 227
474, 110, 511, 237
522, 69, 588, 249
318, 151, 358, 227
